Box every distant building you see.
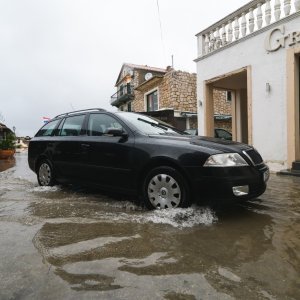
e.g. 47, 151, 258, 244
110, 63, 198, 131
0, 123, 13, 140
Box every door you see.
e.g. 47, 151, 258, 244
81, 113, 135, 191
53, 114, 87, 179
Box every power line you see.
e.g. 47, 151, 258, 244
156, 0, 167, 65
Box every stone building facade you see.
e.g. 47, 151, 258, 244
111, 63, 198, 131
134, 69, 197, 113
111, 63, 232, 132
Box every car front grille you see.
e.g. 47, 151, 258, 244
243, 149, 263, 166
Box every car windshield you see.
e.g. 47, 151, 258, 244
117, 112, 186, 136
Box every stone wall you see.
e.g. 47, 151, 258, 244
132, 69, 197, 113
213, 89, 232, 132
160, 71, 197, 112
213, 89, 231, 115
215, 120, 232, 132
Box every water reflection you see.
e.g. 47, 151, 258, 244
32, 203, 274, 298
0, 156, 15, 172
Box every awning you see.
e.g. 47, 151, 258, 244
214, 114, 232, 120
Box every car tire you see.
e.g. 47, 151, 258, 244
37, 160, 56, 186
142, 166, 190, 210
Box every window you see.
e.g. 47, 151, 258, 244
146, 90, 158, 112
128, 102, 132, 112
36, 119, 60, 137
119, 84, 124, 96
226, 91, 232, 102
88, 114, 123, 136
60, 115, 85, 136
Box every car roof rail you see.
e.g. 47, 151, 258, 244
54, 108, 107, 119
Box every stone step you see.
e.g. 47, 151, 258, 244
278, 161, 300, 177
292, 161, 300, 171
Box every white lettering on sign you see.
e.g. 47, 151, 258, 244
265, 25, 300, 52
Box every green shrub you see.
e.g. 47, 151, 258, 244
0, 133, 16, 150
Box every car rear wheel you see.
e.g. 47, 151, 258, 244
37, 160, 55, 186
143, 166, 190, 209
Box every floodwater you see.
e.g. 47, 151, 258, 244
0, 152, 300, 300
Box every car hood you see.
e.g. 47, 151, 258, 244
190, 136, 252, 152
149, 135, 252, 153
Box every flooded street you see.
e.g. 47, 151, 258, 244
0, 152, 300, 300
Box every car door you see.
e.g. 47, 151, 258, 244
80, 113, 135, 191
52, 114, 87, 180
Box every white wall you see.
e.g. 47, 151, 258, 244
196, 17, 300, 171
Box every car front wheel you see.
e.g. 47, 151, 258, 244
143, 166, 190, 209
37, 160, 56, 186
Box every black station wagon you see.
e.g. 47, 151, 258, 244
28, 108, 269, 209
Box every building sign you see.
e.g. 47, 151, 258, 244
265, 25, 300, 52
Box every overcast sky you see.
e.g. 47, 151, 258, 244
0, 0, 249, 136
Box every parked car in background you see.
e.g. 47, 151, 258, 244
184, 128, 232, 140
184, 129, 198, 136
28, 109, 269, 209
214, 128, 232, 140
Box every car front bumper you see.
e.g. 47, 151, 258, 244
186, 163, 269, 201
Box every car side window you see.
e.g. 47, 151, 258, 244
59, 115, 85, 136
88, 114, 123, 136
36, 119, 61, 137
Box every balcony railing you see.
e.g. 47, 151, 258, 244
110, 83, 134, 106
196, 0, 300, 59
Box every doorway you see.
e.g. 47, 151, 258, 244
298, 55, 300, 157
204, 67, 252, 144
296, 55, 300, 162
287, 48, 300, 169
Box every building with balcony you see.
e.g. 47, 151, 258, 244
111, 63, 198, 130
111, 63, 167, 111
195, 0, 300, 173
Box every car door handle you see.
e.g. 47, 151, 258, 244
81, 143, 90, 149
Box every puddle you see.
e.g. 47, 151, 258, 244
1, 152, 300, 299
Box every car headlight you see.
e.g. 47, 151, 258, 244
204, 153, 249, 167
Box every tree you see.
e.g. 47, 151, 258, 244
0, 112, 5, 123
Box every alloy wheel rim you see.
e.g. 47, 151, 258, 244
147, 174, 181, 209
39, 163, 51, 186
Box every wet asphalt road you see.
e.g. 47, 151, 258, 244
0, 152, 300, 300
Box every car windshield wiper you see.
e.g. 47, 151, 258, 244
137, 118, 169, 131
